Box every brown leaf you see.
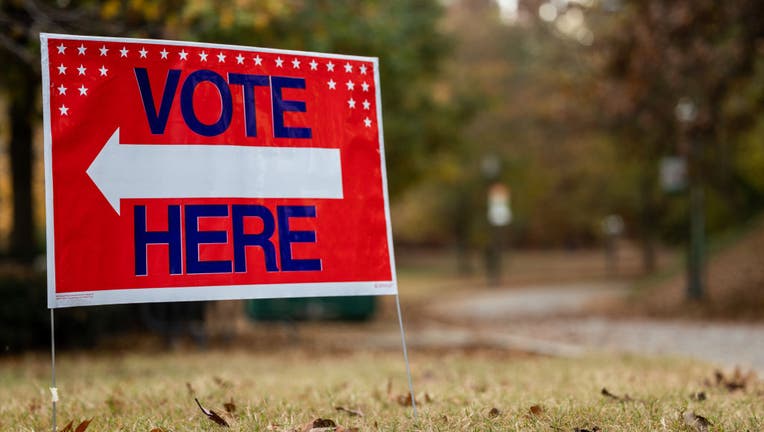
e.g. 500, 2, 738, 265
195, 398, 230, 427
601, 387, 633, 402
149, 429, 167, 432
74, 418, 93, 432
690, 391, 707, 401
213, 376, 232, 389
301, 418, 337, 432
224, 398, 236, 414
335, 406, 364, 417
488, 407, 501, 418
395, 394, 415, 406
58, 420, 74, 432
683, 411, 712, 432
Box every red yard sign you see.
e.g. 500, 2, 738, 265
40, 34, 397, 308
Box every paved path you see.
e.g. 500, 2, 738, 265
415, 282, 764, 373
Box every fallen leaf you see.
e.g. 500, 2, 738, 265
224, 398, 236, 414
214, 376, 232, 388
195, 398, 230, 427
395, 394, 416, 406
529, 404, 544, 416
28, 398, 41, 413
74, 418, 93, 432
488, 407, 501, 418
301, 418, 337, 432
683, 411, 712, 432
710, 368, 754, 392
58, 420, 74, 432
335, 406, 364, 417
601, 387, 633, 402
690, 391, 707, 401
149, 428, 166, 432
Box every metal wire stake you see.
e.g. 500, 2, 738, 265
394, 294, 417, 419
50, 308, 57, 432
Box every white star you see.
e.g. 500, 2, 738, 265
59, 105, 69, 116
179, 49, 188, 60
309, 59, 318, 70
139, 47, 148, 58
362, 99, 370, 110
275, 57, 284, 67
344, 62, 353, 73
120, 46, 129, 57
345, 80, 355, 91
56, 44, 66, 54
99, 45, 108, 56
57, 64, 67, 75
364, 117, 372, 128
77, 44, 86, 55
236, 54, 244, 64
291, 58, 300, 69
160, 48, 169, 59
254, 55, 262, 65
327, 79, 336, 90
347, 98, 356, 109
77, 64, 86, 75
217, 52, 226, 63
326, 61, 335, 72
360, 65, 368, 75
199, 51, 208, 62
361, 81, 370, 92
99, 65, 108, 76
78, 85, 88, 96
57, 84, 67, 95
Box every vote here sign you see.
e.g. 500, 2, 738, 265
40, 34, 397, 308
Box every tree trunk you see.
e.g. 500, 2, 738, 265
639, 163, 657, 274
8, 64, 36, 263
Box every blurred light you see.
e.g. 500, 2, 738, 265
576, 27, 594, 45
539, 3, 558, 22
497, 0, 519, 23
675, 98, 698, 123
556, 8, 584, 34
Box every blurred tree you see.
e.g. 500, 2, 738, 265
0, 0, 186, 262
0, 0, 453, 261
594, 0, 764, 272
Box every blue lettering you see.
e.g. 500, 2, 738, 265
135, 68, 181, 134
277, 205, 321, 271
232, 205, 278, 272
134, 205, 182, 276
185, 204, 233, 274
228, 73, 269, 137
271, 76, 312, 139
180, 70, 233, 137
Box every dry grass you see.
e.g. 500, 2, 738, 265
2, 347, 761, 431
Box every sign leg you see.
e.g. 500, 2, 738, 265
394, 294, 417, 418
50, 309, 57, 432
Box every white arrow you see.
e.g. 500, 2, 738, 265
87, 128, 343, 214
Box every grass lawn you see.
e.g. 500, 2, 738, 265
1, 348, 761, 431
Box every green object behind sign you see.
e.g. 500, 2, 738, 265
246, 296, 376, 321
